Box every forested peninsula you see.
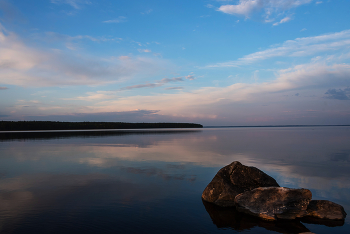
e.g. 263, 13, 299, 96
0, 121, 203, 131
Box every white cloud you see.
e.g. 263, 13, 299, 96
206, 4, 215, 8
50, 0, 91, 9
217, 0, 313, 24
273, 16, 292, 26
218, 0, 261, 17
138, 49, 152, 53
141, 9, 153, 14
0, 24, 171, 87
103, 16, 127, 24
185, 75, 196, 80
218, 0, 313, 16
208, 29, 350, 67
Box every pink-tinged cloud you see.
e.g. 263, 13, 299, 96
45, 62, 348, 125
0, 24, 172, 87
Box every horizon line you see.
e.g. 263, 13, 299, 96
204, 125, 350, 128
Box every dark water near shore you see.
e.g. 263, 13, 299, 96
0, 127, 349, 233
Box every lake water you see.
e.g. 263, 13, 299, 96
0, 127, 349, 234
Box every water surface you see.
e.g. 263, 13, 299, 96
0, 127, 349, 233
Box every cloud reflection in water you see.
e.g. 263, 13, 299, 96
0, 127, 349, 233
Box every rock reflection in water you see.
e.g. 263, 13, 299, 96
203, 200, 346, 233
300, 216, 345, 227
202, 200, 311, 233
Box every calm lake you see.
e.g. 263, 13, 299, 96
0, 127, 349, 234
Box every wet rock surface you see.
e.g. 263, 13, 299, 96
234, 187, 312, 221
305, 200, 347, 220
201, 161, 279, 207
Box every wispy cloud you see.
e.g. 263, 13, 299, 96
68, 77, 189, 101
32, 31, 122, 50
64, 91, 119, 101
165, 87, 184, 90
185, 75, 196, 80
217, 0, 313, 24
42, 32, 122, 43
103, 16, 127, 24
119, 77, 183, 91
207, 29, 350, 67
273, 16, 292, 26
0, 24, 171, 87
138, 49, 152, 53
0, 86, 8, 90
206, 4, 215, 8
141, 9, 153, 14
50, 0, 91, 9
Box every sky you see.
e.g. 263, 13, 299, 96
0, 0, 350, 126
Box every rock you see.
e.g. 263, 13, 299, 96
305, 200, 347, 220
201, 161, 279, 207
202, 200, 312, 234
234, 187, 312, 221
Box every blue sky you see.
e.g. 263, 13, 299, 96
1, 0, 350, 125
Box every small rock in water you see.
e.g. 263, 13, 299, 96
201, 161, 279, 207
305, 200, 347, 220
234, 187, 312, 221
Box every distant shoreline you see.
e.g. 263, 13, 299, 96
204, 125, 350, 128
0, 121, 203, 131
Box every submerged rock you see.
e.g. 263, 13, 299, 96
201, 161, 279, 207
234, 187, 312, 221
305, 200, 347, 220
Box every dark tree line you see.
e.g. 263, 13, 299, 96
0, 121, 203, 131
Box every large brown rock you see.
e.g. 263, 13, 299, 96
201, 161, 279, 207
234, 187, 312, 221
305, 200, 347, 220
